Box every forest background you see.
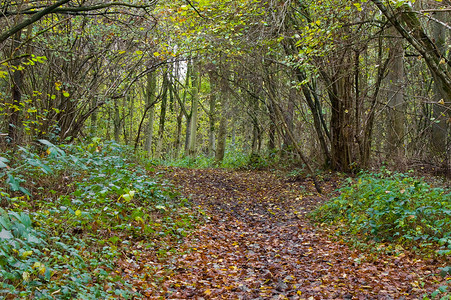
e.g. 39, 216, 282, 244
0, 0, 451, 298
1, 0, 450, 173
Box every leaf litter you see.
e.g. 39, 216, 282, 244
122, 168, 449, 299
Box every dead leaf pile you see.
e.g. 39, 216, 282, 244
122, 168, 449, 299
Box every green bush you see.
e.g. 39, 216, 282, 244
311, 171, 451, 253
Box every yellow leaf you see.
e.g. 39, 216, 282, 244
22, 250, 33, 258
22, 271, 30, 281
204, 289, 212, 295
75, 210, 82, 217
153, 52, 160, 57
38, 265, 46, 275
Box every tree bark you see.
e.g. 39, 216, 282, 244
385, 28, 405, 164
8, 30, 24, 145
431, 10, 449, 157
208, 72, 217, 157
326, 61, 355, 172
144, 72, 157, 154
371, 0, 451, 109
155, 72, 169, 158
215, 75, 228, 164
187, 62, 200, 157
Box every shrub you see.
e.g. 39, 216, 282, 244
311, 171, 451, 254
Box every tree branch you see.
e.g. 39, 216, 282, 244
0, 1, 157, 44
0, 0, 71, 44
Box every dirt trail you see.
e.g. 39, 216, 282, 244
138, 168, 448, 299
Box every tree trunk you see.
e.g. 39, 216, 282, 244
327, 65, 355, 172
267, 99, 276, 152
251, 94, 261, 155
208, 72, 217, 157
155, 72, 169, 158
385, 28, 405, 165
144, 72, 157, 155
129, 92, 134, 145
90, 97, 98, 136
361, 33, 388, 167
114, 102, 121, 142
122, 96, 129, 145
8, 30, 24, 145
281, 88, 295, 159
188, 62, 200, 157
293, 70, 331, 164
431, 10, 449, 158
215, 75, 228, 164
174, 108, 183, 158
371, 0, 451, 110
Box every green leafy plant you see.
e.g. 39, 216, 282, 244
311, 171, 451, 254
0, 138, 201, 298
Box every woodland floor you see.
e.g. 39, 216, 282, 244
122, 168, 449, 299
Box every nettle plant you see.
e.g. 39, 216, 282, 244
312, 171, 451, 254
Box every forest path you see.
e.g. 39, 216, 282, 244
141, 168, 447, 299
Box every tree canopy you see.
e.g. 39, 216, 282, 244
1, 0, 450, 171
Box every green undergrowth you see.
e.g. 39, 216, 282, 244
0, 139, 200, 299
311, 170, 451, 297
312, 170, 451, 253
157, 148, 280, 170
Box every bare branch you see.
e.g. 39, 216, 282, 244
0, 0, 71, 44
184, 0, 206, 19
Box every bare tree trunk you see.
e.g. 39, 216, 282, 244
174, 109, 183, 158
155, 72, 169, 158
208, 72, 217, 157
188, 62, 200, 157
90, 98, 98, 136
431, 10, 449, 159
215, 103, 227, 164
385, 28, 405, 165
281, 88, 295, 159
144, 72, 157, 154
215, 75, 228, 164
106, 106, 111, 140
293, 70, 331, 164
114, 102, 121, 142
251, 94, 261, 155
267, 99, 276, 152
361, 33, 388, 167
122, 96, 129, 145
327, 63, 355, 172
371, 0, 451, 109
8, 30, 24, 145
129, 92, 134, 145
